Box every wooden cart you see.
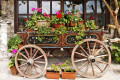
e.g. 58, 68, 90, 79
15, 29, 111, 78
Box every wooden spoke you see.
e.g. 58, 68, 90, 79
30, 47, 32, 57
30, 66, 32, 76
34, 64, 43, 70
87, 41, 91, 55
94, 47, 104, 56
18, 63, 27, 68
96, 54, 108, 58
84, 63, 90, 75
19, 53, 28, 60
91, 62, 95, 76
23, 65, 29, 74
33, 50, 39, 58
17, 59, 26, 62
74, 58, 87, 63
35, 61, 45, 64
24, 48, 29, 58
95, 63, 103, 72
97, 60, 108, 64
34, 55, 44, 61
80, 46, 89, 56
78, 61, 88, 70
92, 42, 97, 55
75, 52, 87, 57
33, 65, 38, 75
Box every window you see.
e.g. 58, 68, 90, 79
15, 0, 110, 33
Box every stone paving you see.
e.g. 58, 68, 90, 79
0, 57, 120, 80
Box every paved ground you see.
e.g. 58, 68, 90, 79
0, 57, 120, 80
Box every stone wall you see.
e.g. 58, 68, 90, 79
1, 0, 14, 38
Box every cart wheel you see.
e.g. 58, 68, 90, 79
71, 39, 111, 78
15, 45, 48, 78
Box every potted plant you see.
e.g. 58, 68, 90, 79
25, 8, 50, 31
59, 60, 76, 79
46, 63, 61, 79
50, 10, 67, 28
85, 20, 99, 30
8, 56, 18, 75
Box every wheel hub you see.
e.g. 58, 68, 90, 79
27, 58, 34, 65
88, 55, 95, 63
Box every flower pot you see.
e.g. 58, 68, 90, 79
62, 69, 76, 79
27, 28, 33, 32
54, 23, 65, 28
46, 70, 60, 79
18, 44, 24, 49
35, 20, 50, 27
78, 21, 84, 25
70, 20, 76, 27
10, 66, 18, 75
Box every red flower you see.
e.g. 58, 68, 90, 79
90, 16, 94, 20
48, 15, 50, 17
57, 13, 62, 19
25, 18, 28, 21
58, 10, 61, 12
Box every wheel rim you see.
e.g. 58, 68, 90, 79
71, 39, 111, 78
15, 45, 48, 78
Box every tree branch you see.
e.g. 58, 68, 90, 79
114, 0, 119, 8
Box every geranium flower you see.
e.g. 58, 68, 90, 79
56, 11, 60, 14
25, 18, 28, 21
38, 9, 42, 12
55, 64, 58, 66
68, 12, 70, 14
90, 16, 94, 20
29, 13, 32, 16
31, 8, 36, 11
58, 62, 62, 65
58, 10, 61, 12
48, 15, 50, 17
43, 13, 47, 16
12, 49, 18, 54
57, 13, 62, 19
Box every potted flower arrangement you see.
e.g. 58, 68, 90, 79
25, 8, 50, 31
46, 63, 61, 79
59, 60, 76, 79
50, 10, 67, 28
8, 35, 23, 75
85, 20, 99, 30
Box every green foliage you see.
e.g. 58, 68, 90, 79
53, 26, 67, 41
61, 60, 75, 72
50, 12, 67, 24
111, 42, 120, 63
71, 9, 79, 14
66, 15, 74, 23
85, 20, 98, 30
8, 57, 15, 67
50, 64, 61, 71
26, 12, 50, 29
8, 35, 22, 52
73, 24, 85, 45
37, 26, 51, 42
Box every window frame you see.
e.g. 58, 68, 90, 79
14, 0, 110, 33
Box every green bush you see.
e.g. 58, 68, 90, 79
111, 42, 120, 63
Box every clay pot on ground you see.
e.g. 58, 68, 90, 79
61, 69, 76, 79
70, 20, 76, 27
53, 23, 65, 28
46, 70, 60, 79
26, 28, 33, 32
10, 66, 18, 75
78, 21, 84, 25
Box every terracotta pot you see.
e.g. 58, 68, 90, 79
51, 27, 55, 31
78, 21, 84, 25
26, 28, 33, 32
54, 24, 65, 28
62, 70, 76, 79
70, 20, 76, 27
46, 70, 60, 79
10, 66, 18, 75
18, 44, 24, 49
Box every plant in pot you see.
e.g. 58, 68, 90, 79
85, 20, 99, 30
50, 10, 67, 28
46, 63, 61, 79
25, 8, 50, 31
59, 60, 76, 79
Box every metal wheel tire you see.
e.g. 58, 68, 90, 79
15, 45, 48, 78
71, 39, 111, 78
